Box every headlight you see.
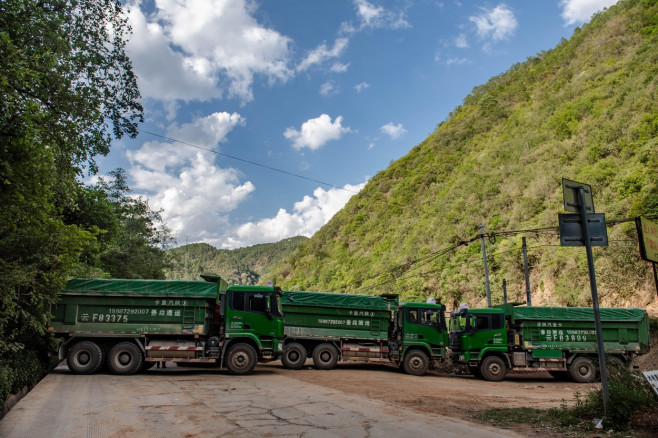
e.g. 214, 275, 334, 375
277, 342, 283, 352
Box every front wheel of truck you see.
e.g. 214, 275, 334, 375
312, 343, 339, 370
480, 356, 507, 382
226, 343, 257, 375
67, 341, 104, 375
282, 342, 307, 370
402, 350, 429, 376
568, 357, 597, 383
108, 342, 144, 375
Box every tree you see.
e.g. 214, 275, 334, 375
0, 0, 143, 403
65, 169, 174, 279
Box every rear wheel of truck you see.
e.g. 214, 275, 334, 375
108, 342, 144, 375
312, 343, 339, 370
282, 342, 307, 369
480, 356, 507, 382
402, 350, 429, 376
568, 357, 597, 383
226, 343, 257, 375
67, 341, 104, 375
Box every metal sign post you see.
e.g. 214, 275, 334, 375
559, 179, 610, 418
576, 186, 610, 417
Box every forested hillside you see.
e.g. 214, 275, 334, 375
268, 0, 658, 313
166, 236, 307, 285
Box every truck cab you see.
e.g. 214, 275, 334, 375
449, 307, 508, 380
224, 285, 285, 360
395, 302, 449, 375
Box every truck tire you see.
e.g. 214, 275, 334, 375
480, 356, 507, 382
282, 342, 307, 370
568, 357, 597, 383
108, 342, 144, 375
226, 343, 257, 375
312, 343, 339, 370
402, 350, 429, 376
67, 341, 104, 375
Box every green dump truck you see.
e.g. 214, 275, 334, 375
280, 291, 448, 376
449, 304, 650, 382
49, 276, 285, 375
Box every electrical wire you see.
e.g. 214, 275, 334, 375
139, 129, 361, 195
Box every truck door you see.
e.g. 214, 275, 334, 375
403, 307, 445, 349
227, 290, 280, 340
466, 313, 506, 353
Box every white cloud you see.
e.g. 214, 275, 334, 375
455, 33, 469, 48
125, 0, 293, 104
127, 112, 253, 243
381, 122, 406, 139
222, 182, 366, 248
469, 4, 518, 42
320, 81, 339, 97
349, 0, 410, 32
354, 81, 370, 93
330, 62, 350, 73
297, 38, 349, 72
446, 57, 471, 66
284, 114, 352, 150
559, 0, 618, 26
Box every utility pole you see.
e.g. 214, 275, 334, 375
480, 223, 492, 308
522, 237, 532, 306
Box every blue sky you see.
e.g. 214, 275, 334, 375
99, 0, 618, 249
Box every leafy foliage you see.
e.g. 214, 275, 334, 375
166, 236, 308, 285
269, 0, 658, 308
0, 0, 143, 407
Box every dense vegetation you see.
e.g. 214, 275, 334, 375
166, 236, 307, 285
0, 0, 170, 408
269, 0, 658, 309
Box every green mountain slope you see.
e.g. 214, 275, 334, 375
269, 0, 658, 311
165, 236, 307, 285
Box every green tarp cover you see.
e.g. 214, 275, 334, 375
512, 306, 646, 322
61, 278, 223, 299
282, 290, 397, 311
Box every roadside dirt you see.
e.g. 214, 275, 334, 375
264, 362, 586, 419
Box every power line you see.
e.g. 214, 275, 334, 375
139, 129, 361, 195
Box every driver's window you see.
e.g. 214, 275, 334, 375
248, 293, 268, 313
407, 309, 418, 324
474, 315, 491, 331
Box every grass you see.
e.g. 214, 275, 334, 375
475, 368, 658, 434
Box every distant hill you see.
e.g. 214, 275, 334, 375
268, 0, 658, 314
165, 236, 308, 285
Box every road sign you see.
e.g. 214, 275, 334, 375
558, 213, 608, 247
562, 178, 595, 213
644, 370, 658, 397
637, 217, 658, 263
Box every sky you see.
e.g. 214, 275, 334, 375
97, 0, 619, 249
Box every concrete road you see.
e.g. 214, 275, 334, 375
0, 363, 519, 438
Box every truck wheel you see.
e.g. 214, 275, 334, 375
480, 356, 507, 382
402, 350, 429, 376
568, 357, 597, 383
226, 343, 257, 375
67, 341, 104, 375
282, 342, 307, 370
108, 342, 143, 375
312, 343, 339, 370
